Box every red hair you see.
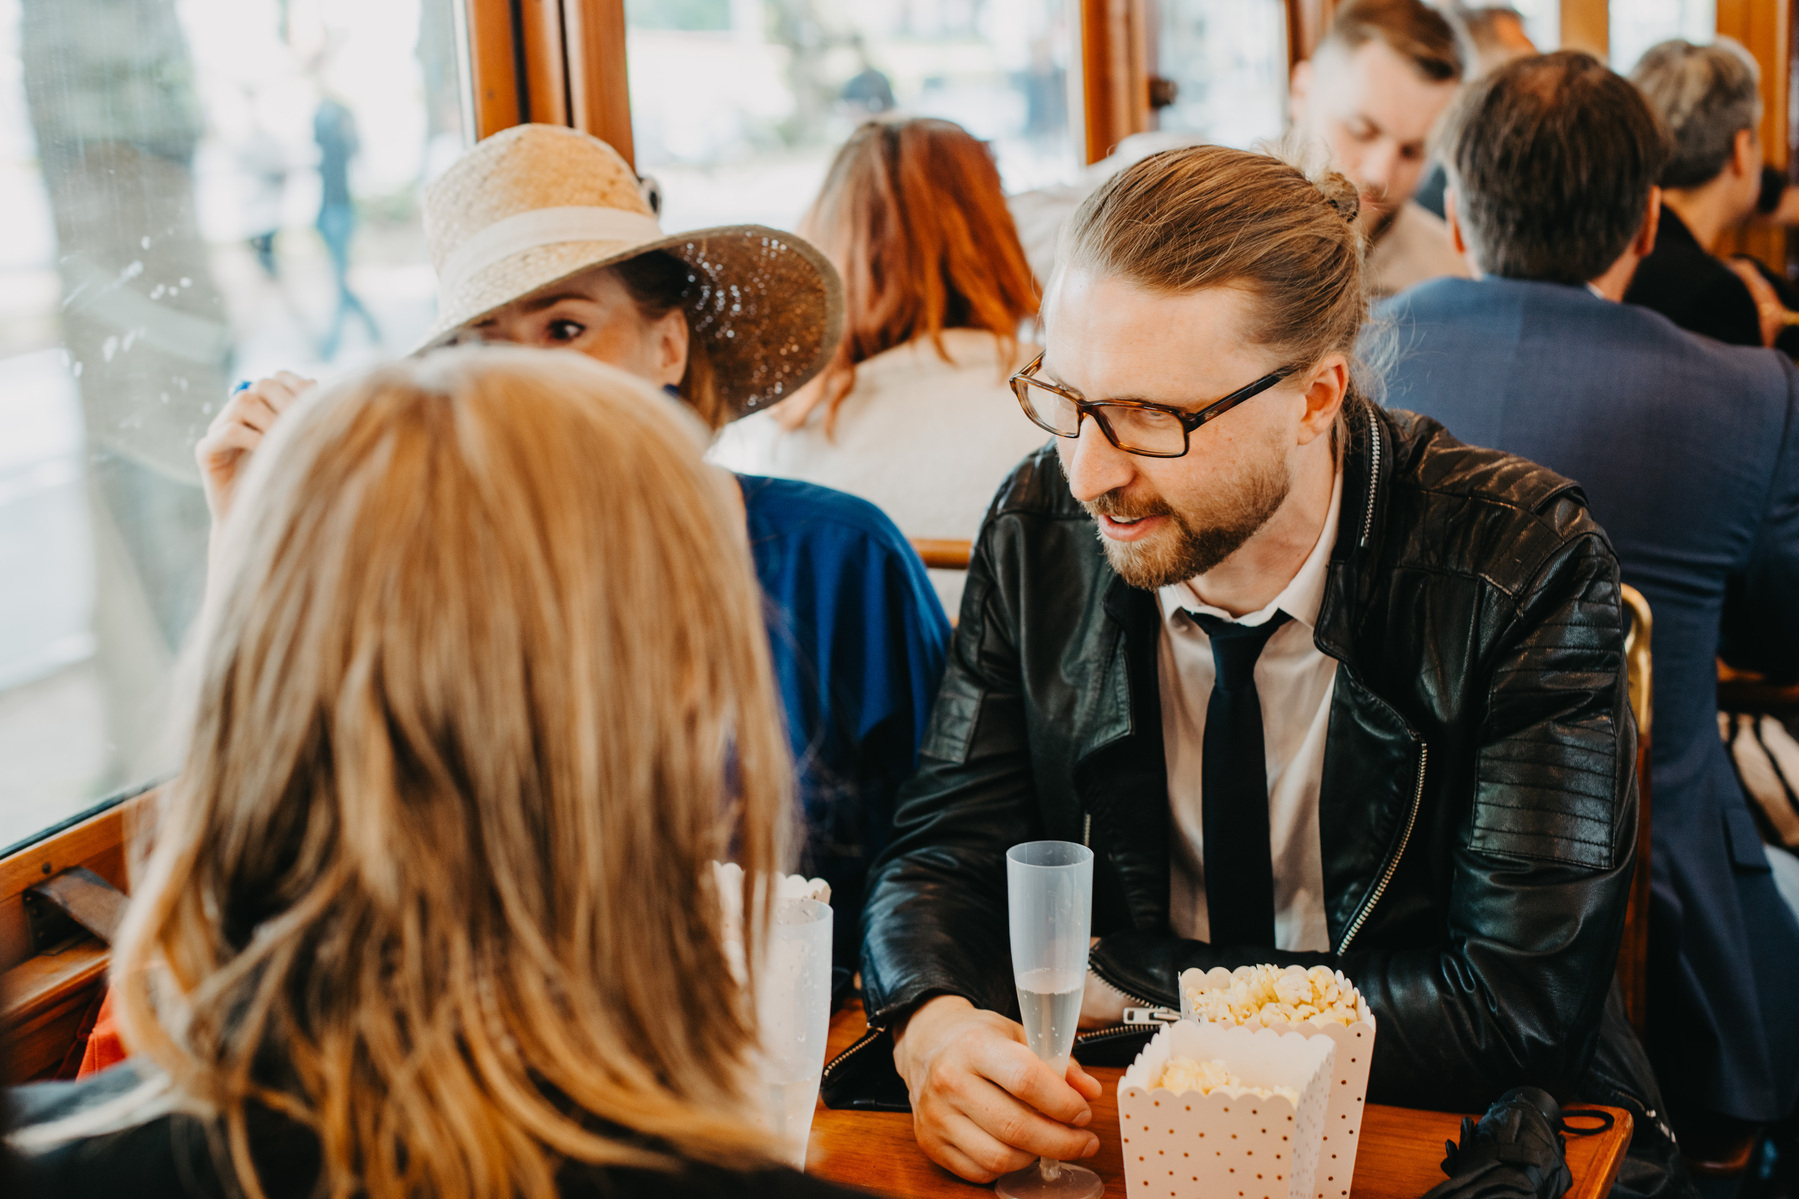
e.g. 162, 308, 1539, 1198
782, 118, 1039, 432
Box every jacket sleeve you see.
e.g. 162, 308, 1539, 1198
1092, 520, 1636, 1111
1683, 273, 1769, 350
1720, 359, 1799, 683
857, 519, 1042, 1026
1356, 522, 1635, 1106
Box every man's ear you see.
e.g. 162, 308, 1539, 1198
1734, 127, 1759, 178
1296, 355, 1349, 447
1290, 59, 1313, 125
1634, 186, 1662, 257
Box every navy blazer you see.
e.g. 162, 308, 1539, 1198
1376, 275, 1799, 1123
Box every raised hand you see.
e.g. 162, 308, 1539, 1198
195, 371, 317, 524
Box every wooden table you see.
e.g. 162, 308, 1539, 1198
806, 1006, 1632, 1199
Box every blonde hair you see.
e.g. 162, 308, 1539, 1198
107, 347, 792, 1199
1057, 142, 1373, 413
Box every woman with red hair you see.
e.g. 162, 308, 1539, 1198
712, 118, 1048, 611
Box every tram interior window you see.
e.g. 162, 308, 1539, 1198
1151, 0, 1288, 150
625, 0, 1080, 233
0, 0, 468, 852
1508, 0, 1561, 53
1611, 0, 1716, 73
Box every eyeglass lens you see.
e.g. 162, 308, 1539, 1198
1018, 378, 1189, 455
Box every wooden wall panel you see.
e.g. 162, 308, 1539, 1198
1081, 0, 1152, 162
1286, 0, 1338, 67
0, 791, 151, 1081
0, 800, 135, 975
1560, 0, 1609, 58
519, 0, 571, 127
1718, 0, 1793, 273
468, 0, 524, 138
2, 944, 108, 1082
563, 0, 635, 166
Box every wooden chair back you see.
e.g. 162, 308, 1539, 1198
909, 539, 972, 571
1618, 584, 1653, 1038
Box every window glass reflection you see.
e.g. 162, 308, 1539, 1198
0, 0, 465, 850
1152, 0, 1288, 150
1509, 0, 1560, 52
1611, 0, 1715, 74
625, 0, 1079, 233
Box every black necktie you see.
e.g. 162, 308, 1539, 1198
1189, 609, 1292, 946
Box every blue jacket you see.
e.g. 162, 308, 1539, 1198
738, 475, 950, 970
1377, 276, 1799, 1122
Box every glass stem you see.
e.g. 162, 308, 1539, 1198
1040, 1155, 1062, 1180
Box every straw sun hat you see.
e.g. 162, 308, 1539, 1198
420, 124, 844, 418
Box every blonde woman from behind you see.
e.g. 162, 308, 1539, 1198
8, 347, 875, 1199
710, 118, 1050, 612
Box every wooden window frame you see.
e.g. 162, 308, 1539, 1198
467, 0, 635, 166
1, 787, 149, 1082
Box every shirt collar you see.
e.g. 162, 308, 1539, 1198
1156, 462, 1344, 632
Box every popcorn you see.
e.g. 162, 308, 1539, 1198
1155, 1055, 1301, 1104
710, 862, 831, 983
1183, 963, 1368, 1029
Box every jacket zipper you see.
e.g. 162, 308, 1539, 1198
1359, 415, 1382, 548
1335, 739, 1427, 955
820, 1021, 887, 1082
836, 414, 1400, 1079
1088, 953, 1168, 1011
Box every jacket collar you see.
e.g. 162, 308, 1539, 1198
1313, 391, 1392, 668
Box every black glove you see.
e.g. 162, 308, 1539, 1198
1419, 1086, 1615, 1199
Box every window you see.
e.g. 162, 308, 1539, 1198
624, 0, 1080, 234
1610, 0, 1715, 74
0, 0, 468, 852
1509, 0, 1561, 52
1151, 0, 1288, 150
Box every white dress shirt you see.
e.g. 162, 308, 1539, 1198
708, 329, 1049, 614
1157, 466, 1343, 953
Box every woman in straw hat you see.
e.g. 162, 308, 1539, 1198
10, 348, 873, 1199
197, 125, 949, 975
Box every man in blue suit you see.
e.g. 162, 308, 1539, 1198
1379, 51, 1799, 1141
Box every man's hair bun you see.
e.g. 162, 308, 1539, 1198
1261, 133, 1361, 224
1312, 169, 1361, 224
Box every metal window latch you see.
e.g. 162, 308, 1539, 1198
1122, 1006, 1181, 1026
23, 865, 127, 954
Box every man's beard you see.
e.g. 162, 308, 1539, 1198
1083, 455, 1291, 590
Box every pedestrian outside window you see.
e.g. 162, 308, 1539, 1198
0, 0, 469, 852
624, 0, 1081, 233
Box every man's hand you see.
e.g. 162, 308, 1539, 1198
891, 994, 1102, 1183
195, 372, 316, 523
1726, 257, 1788, 348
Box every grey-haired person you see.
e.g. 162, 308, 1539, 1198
1624, 38, 1799, 356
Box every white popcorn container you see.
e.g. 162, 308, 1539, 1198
1119, 1020, 1335, 1199
1180, 967, 1378, 1199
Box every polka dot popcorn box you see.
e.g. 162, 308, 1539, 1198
1119, 1019, 1335, 1199
1180, 966, 1379, 1199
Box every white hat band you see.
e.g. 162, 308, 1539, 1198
437, 206, 667, 296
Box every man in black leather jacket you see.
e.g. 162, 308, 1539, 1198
855, 142, 1681, 1194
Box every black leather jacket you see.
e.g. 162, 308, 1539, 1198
860, 396, 1640, 1113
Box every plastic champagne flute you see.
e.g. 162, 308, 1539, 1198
995, 841, 1103, 1199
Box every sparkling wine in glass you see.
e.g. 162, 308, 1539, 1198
995, 841, 1103, 1199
